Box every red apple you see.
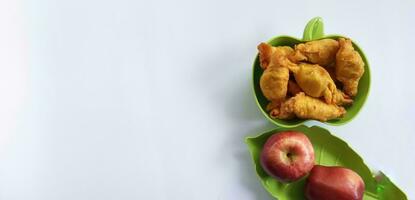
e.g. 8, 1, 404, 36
305, 165, 365, 200
260, 131, 315, 182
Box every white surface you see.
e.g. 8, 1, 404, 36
1, 0, 414, 199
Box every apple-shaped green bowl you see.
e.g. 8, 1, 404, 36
253, 17, 371, 127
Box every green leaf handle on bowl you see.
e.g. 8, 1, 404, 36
303, 17, 324, 41
245, 126, 407, 200
252, 17, 371, 127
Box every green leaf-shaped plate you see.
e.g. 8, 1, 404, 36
253, 17, 371, 127
245, 125, 407, 200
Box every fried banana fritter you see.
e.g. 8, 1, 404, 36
258, 43, 294, 103
290, 39, 339, 66
271, 92, 346, 121
288, 63, 351, 105
335, 38, 365, 97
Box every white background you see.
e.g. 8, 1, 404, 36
1, 0, 414, 199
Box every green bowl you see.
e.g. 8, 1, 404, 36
252, 17, 371, 127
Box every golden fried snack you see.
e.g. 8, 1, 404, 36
333, 89, 353, 106
292, 93, 346, 121
269, 97, 296, 119
288, 93, 346, 121
325, 62, 338, 82
266, 101, 280, 111
287, 63, 337, 104
260, 67, 289, 103
290, 39, 339, 66
258, 43, 294, 69
258, 43, 293, 103
288, 80, 302, 96
335, 38, 365, 97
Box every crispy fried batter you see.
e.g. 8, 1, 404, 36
269, 97, 296, 119
258, 43, 294, 103
288, 80, 302, 96
291, 93, 346, 121
270, 93, 346, 121
256, 37, 366, 121
260, 67, 289, 103
335, 38, 365, 97
288, 63, 351, 105
290, 39, 339, 66
258, 43, 294, 70
333, 89, 353, 106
